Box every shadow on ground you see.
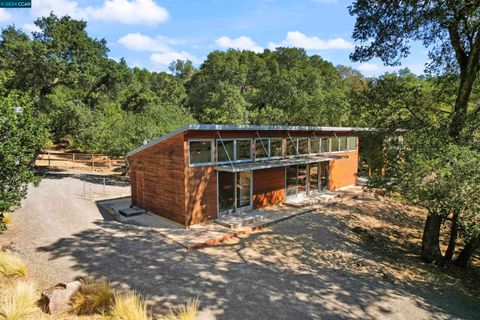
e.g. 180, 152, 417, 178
37, 206, 480, 319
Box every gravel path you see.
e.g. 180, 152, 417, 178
1, 173, 479, 320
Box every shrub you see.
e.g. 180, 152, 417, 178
70, 279, 113, 315
2, 213, 12, 225
110, 292, 151, 320
161, 299, 199, 320
0, 280, 38, 320
0, 252, 27, 277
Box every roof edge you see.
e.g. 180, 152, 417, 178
126, 124, 372, 157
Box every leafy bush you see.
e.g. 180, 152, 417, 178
161, 299, 199, 320
110, 292, 151, 320
0, 280, 37, 320
70, 279, 113, 315
0, 252, 27, 277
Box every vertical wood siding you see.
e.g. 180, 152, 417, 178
253, 167, 285, 208
329, 151, 359, 190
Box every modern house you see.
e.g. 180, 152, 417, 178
127, 124, 361, 227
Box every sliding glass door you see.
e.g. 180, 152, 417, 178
218, 170, 252, 216
286, 165, 307, 198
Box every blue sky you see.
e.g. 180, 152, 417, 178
0, 0, 428, 76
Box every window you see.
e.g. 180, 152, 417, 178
217, 140, 234, 163
310, 138, 320, 154
320, 137, 330, 153
270, 139, 283, 158
189, 140, 213, 165
217, 139, 252, 163
331, 137, 340, 152
298, 138, 309, 156
286, 139, 297, 157
255, 139, 269, 160
236, 140, 252, 161
347, 137, 357, 150
339, 137, 347, 151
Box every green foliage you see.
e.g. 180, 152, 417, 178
0, 72, 48, 233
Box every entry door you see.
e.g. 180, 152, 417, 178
286, 165, 308, 198
320, 162, 330, 191
218, 171, 252, 216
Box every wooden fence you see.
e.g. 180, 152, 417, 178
36, 152, 126, 171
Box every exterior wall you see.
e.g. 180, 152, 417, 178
129, 133, 186, 225
184, 165, 217, 225
253, 167, 285, 208
329, 151, 359, 190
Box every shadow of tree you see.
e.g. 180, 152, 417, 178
37, 209, 480, 319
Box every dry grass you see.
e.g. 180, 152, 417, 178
160, 299, 199, 320
2, 213, 12, 225
70, 279, 113, 315
110, 292, 151, 320
0, 252, 27, 278
0, 280, 38, 320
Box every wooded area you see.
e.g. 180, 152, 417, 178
1, 1, 479, 269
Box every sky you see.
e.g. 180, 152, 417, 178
0, 0, 429, 76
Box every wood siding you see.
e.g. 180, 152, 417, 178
329, 151, 358, 190
253, 167, 285, 208
129, 133, 186, 225
184, 165, 217, 225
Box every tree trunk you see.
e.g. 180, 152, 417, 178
421, 213, 443, 263
449, 71, 476, 138
443, 210, 459, 262
454, 236, 480, 268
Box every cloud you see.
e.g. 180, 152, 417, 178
22, 23, 41, 33
356, 62, 402, 76
118, 33, 171, 52
87, 0, 168, 25
269, 31, 353, 50
150, 51, 198, 66
32, 0, 168, 25
0, 8, 12, 22
215, 36, 263, 53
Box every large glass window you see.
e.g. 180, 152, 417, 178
320, 137, 330, 153
331, 137, 340, 152
310, 138, 320, 154
298, 138, 309, 156
189, 140, 213, 165
347, 137, 357, 150
255, 139, 269, 160
286, 139, 297, 157
236, 140, 252, 161
270, 139, 283, 158
217, 140, 234, 163
339, 137, 347, 151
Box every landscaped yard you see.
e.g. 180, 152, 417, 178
1, 173, 479, 319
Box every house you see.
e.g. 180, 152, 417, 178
127, 124, 362, 227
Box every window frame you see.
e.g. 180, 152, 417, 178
216, 139, 236, 164
297, 138, 309, 157
310, 137, 321, 155
235, 138, 253, 163
188, 139, 215, 167
269, 138, 284, 160
254, 138, 270, 161
331, 136, 340, 153
347, 136, 358, 151
320, 137, 330, 154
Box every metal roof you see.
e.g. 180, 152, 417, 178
214, 155, 347, 172
127, 124, 370, 157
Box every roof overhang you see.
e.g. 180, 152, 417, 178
127, 124, 372, 157
214, 155, 347, 173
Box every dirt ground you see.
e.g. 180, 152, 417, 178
1, 173, 479, 319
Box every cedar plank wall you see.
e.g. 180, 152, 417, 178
129, 133, 186, 225
253, 167, 285, 208
329, 151, 359, 190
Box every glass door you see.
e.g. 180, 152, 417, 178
297, 164, 307, 197
309, 163, 319, 195
320, 162, 330, 191
218, 171, 235, 215
286, 165, 298, 198
236, 171, 252, 212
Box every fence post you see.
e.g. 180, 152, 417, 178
91, 154, 94, 172
48, 152, 51, 167
103, 178, 106, 194
108, 158, 111, 169
72, 153, 75, 169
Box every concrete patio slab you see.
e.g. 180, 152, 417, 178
96, 197, 315, 250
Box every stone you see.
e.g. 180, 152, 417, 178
40, 280, 82, 314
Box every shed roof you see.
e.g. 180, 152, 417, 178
127, 124, 370, 157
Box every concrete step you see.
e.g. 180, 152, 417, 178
119, 206, 145, 217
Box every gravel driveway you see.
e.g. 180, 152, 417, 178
1, 173, 479, 320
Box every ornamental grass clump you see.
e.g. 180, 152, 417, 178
70, 279, 113, 315
0, 280, 38, 320
161, 298, 199, 320
2, 213, 12, 225
0, 252, 26, 278
110, 292, 151, 320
